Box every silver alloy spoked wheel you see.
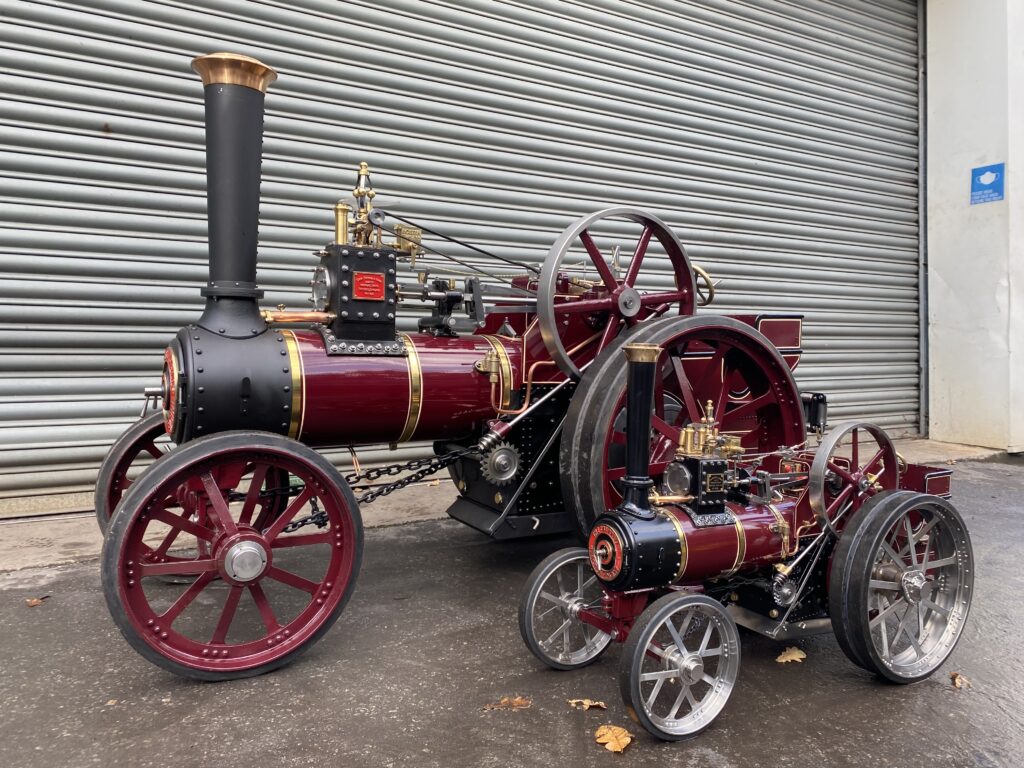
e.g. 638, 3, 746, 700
833, 492, 973, 683
518, 547, 612, 670
620, 592, 740, 741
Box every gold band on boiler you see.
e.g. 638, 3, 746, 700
660, 509, 688, 583
723, 516, 746, 577
191, 53, 278, 93
480, 335, 513, 409
282, 330, 304, 439
397, 333, 423, 443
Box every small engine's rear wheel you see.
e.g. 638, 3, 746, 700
562, 315, 806, 536
519, 547, 612, 670
620, 592, 740, 741
537, 207, 697, 379
102, 431, 363, 680
828, 489, 916, 670
809, 421, 900, 534
830, 492, 973, 683
94, 413, 173, 532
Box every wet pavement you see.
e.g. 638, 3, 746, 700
0, 458, 1020, 768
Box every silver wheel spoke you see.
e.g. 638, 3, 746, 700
645, 676, 667, 709
880, 541, 909, 572
870, 579, 900, 591
701, 673, 716, 687
544, 617, 572, 648
538, 590, 562, 605
698, 622, 714, 653
667, 686, 688, 720
870, 594, 907, 628
924, 555, 958, 570
701, 645, 723, 658
921, 597, 950, 617
903, 517, 918, 566
641, 669, 681, 682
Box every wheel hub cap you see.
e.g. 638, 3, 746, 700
900, 569, 930, 604
224, 541, 268, 582
617, 286, 641, 317
680, 655, 704, 685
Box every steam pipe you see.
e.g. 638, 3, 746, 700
190, 52, 277, 337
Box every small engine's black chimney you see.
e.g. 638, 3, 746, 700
617, 343, 661, 519
190, 52, 277, 337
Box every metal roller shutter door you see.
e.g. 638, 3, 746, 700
0, 0, 921, 513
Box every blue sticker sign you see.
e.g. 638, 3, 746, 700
971, 162, 1005, 205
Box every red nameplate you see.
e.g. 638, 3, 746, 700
353, 272, 386, 301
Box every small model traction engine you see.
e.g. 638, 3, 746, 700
518, 342, 974, 740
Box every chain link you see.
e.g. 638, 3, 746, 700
276, 447, 476, 532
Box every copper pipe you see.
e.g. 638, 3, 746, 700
490, 330, 602, 415
261, 310, 336, 324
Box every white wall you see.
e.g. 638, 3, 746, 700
927, 0, 1022, 449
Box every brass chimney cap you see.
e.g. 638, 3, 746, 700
191, 52, 278, 93
623, 343, 662, 363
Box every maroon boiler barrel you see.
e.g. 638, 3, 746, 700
286, 330, 522, 446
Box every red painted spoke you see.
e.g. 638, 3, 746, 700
651, 415, 680, 441
647, 302, 672, 318
606, 466, 626, 481
143, 441, 163, 460
147, 506, 215, 541
609, 431, 628, 446
862, 447, 886, 476
579, 230, 618, 291
826, 484, 855, 517
263, 486, 314, 542
265, 565, 320, 595
271, 531, 332, 548
201, 472, 238, 535
713, 369, 731, 425
623, 226, 653, 286
718, 392, 773, 429
238, 464, 270, 527
851, 429, 859, 468
639, 289, 689, 307
151, 511, 189, 558
211, 586, 244, 644
693, 347, 726, 400
553, 296, 618, 315
597, 315, 621, 352
159, 572, 216, 624
248, 582, 281, 633
827, 461, 857, 486
649, 458, 671, 476
670, 356, 701, 422
139, 558, 218, 577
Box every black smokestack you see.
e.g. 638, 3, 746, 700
618, 343, 661, 519
190, 52, 277, 336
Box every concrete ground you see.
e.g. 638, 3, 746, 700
0, 442, 1019, 767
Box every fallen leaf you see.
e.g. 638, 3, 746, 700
946, 459, 957, 465
568, 698, 607, 711
950, 672, 971, 689
595, 724, 633, 753
776, 646, 807, 663
24, 595, 50, 607
105, 699, 118, 706
484, 695, 532, 711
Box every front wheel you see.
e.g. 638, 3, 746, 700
518, 547, 612, 670
102, 431, 363, 681
620, 592, 740, 741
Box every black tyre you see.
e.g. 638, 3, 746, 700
620, 592, 739, 741
518, 547, 612, 670
828, 490, 916, 671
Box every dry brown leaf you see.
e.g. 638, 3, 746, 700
950, 672, 971, 689
484, 695, 532, 711
105, 699, 118, 706
24, 595, 50, 607
946, 459, 957, 465
776, 646, 807, 663
595, 724, 632, 753
567, 698, 607, 711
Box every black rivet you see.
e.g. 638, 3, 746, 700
280, 350, 287, 356
281, 422, 288, 428
198, 407, 205, 413
283, 405, 289, 411
195, 349, 202, 355
277, 336, 284, 342
193, 335, 200, 340
198, 387, 205, 393
218, 328, 225, 333
197, 367, 204, 373
283, 386, 290, 392
283, 368, 289, 373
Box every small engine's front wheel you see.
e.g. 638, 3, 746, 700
518, 547, 612, 670
620, 592, 740, 741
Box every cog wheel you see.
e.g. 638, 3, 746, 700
481, 442, 520, 486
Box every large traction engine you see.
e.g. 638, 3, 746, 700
95, 52, 973, 693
